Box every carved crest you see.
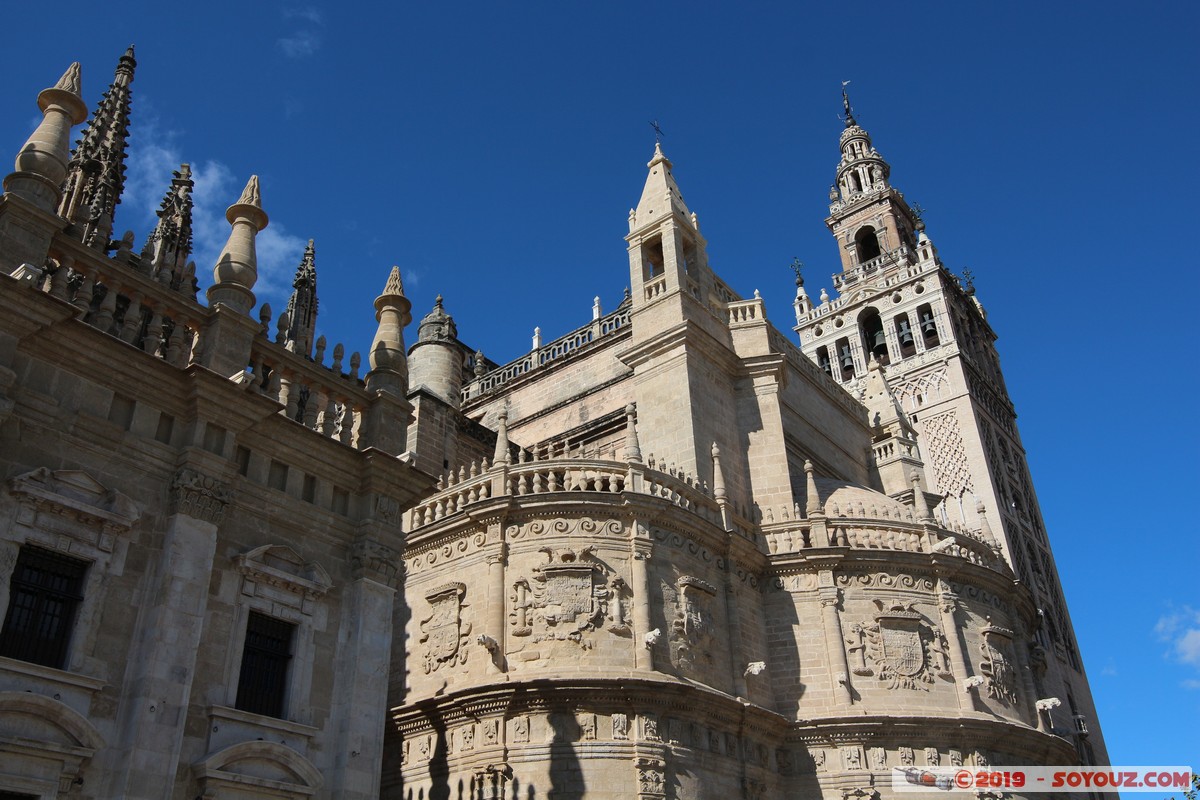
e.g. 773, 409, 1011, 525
979, 620, 1018, 705
669, 576, 717, 673
419, 583, 471, 673
846, 600, 951, 690
509, 547, 626, 647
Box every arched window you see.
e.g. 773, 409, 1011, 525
834, 336, 854, 381
894, 313, 916, 359
916, 303, 939, 346
855, 226, 881, 263
849, 172, 863, 193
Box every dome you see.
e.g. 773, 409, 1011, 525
812, 477, 912, 519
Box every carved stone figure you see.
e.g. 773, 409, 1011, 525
418, 582, 471, 673
612, 713, 629, 740
899, 746, 915, 766
869, 746, 886, 771
843, 745, 862, 770
925, 747, 940, 766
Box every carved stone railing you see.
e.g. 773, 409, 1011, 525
408, 454, 757, 544
240, 335, 372, 446
643, 274, 667, 302
461, 303, 632, 402
727, 298, 764, 326
761, 510, 1002, 570
35, 239, 207, 368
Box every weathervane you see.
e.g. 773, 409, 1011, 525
840, 80, 856, 126
650, 120, 665, 144
961, 268, 976, 294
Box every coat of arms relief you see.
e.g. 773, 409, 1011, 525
845, 599, 952, 690
509, 547, 628, 648
979, 619, 1018, 705
419, 582, 471, 674
669, 576, 717, 673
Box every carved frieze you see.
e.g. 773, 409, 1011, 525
843, 745, 863, 770
418, 583, 471, 673
171, 467, 232, 524
509, 547, 626, 647
612, 713, 628, 740
636, 756, 666, 799
979, 620, 1018, 705
845, 600, 951, 689
925, 747, 939, 766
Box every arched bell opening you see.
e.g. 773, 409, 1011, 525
816, 345, 832, 377
855, 225, 881, 264
858, 308, 889, 366
894, 312, 916, 359
916, 303, 939, 346
834, 336, 854, 381
641, 236, 665, 281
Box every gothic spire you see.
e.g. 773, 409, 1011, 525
141, 163, 194, 289
285, 239, 319, 357
59, 45, 137, 249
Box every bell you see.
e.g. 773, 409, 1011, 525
920, 313, 937, 334
898, 320, 914, 346
840, 347, 854, 369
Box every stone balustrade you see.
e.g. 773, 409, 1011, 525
38, 240, 205, 368
409, 454, 757, 543
461, 303, 631, 402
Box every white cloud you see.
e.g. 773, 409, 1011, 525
1155, 606, 1200, 667
1183, 679, 1200, 691
284, 6, 323, 24
121, 115, 305, 313
277, 30, 321, 59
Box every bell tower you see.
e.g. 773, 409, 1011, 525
795, 90, 1108, 765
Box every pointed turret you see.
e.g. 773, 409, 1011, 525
284, 240, 319, 357
365, 266, 412, 395
407, 294, 464, 407
208, 175, 269, 315
630, 142, 694, 231
862, 356, 926, 498
141, 163, 194, 290
625, 143, 710, 325
59, 46, 137, 249
4, 63, 88, 213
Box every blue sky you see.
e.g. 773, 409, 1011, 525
3, 0, 1197, 772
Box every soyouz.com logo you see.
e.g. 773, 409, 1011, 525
892, 766, 1192, 793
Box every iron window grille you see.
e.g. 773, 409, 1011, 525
235, 611, 295, 718
0, 546, 88, 669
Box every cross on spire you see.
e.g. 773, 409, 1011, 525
841, 80, 857, 127
649, 119, 664, 144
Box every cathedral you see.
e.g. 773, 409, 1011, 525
0, 50, 1105, 799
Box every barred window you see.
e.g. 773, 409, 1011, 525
0, 547, 88, 669
235, 612, 295, 718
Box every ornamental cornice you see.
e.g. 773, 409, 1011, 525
352, 537, 401, 587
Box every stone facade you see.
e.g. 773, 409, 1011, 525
0, 55, 1104, 799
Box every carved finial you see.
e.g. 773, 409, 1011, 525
315, 335, 327, 365
237, 175, 261, 207
474, 349, 485, 378
711, 442, 727, 503
349, 351, 361, 379
258, 303, 272, 335
819, 287, 830, 304
805, 460, 822, 517
911, 471, 934, 522
384, 266, 404, 295
493, 410, 511, 465
208, 175, 268, 314
623, 403, 642, 463
365, 267, 412, 393
55, 62, 83, 95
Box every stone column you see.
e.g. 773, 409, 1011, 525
106, 467, 230, 799
816, 568, 852, 704
327, 537, 402, 799
631, 537, 653, 671
485, 539, 507, 674
936, 579, 973, 712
